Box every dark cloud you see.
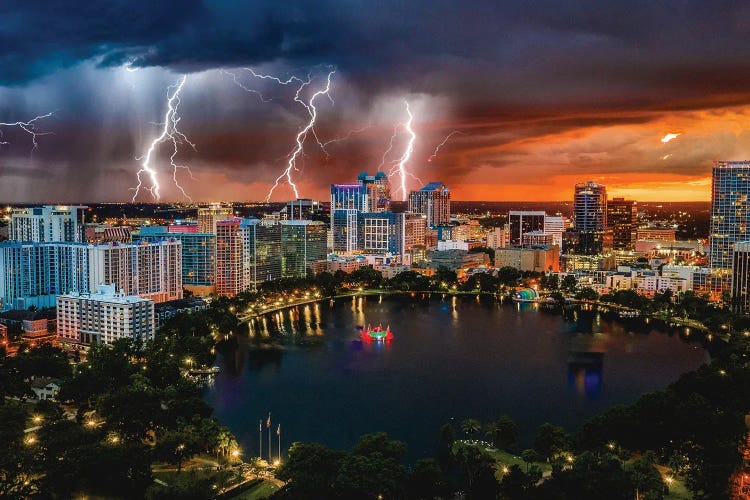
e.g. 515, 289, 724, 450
3, 1, 750, 201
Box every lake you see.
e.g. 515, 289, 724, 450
203, 294, 708, 462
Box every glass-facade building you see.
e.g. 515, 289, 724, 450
240, 219, 282, 287
710, 161, 750, 286
135, 227, 215, 291
280, 221, 327, 278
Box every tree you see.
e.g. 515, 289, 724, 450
500, 464, 538, 500
275, 442, 345, 498
486, 415, 520, 451
575, 287, 599, 301
625, 455, 667, 500
335, 452, 407, 499
561, 274, 578, 292
352, 432, 406, 462
521, 448, 540, 473
497, 267, 521, 286
461, 418, 482, 438
533, 423, 571, 461
452, 442, 499, 497
406, 459, 449, 499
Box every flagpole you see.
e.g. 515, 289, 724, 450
259, 419, 262, 459
268, 412, 272, 463
278, 424, 281, 461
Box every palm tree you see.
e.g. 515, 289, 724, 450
485, 422, 500, 448
461, 419, 482, 439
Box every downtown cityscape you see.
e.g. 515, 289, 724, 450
2, 2, 750, 500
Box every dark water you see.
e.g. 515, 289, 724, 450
203, 295, 708, 462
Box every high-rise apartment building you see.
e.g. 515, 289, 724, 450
57, 284, 155, 346
408, 182, 451, 227
543, 216, 565, 249
135, 227, 215, 295
399, 213, 427, 254
87, 239, 183, 303
280, 220, 327, 278
358, 171, 391, 212
215, 219, 244, 297
10, 205, 86, 242
710, 161, 750, 286
332, 209, 359, 254
197, 204, 233, 234
240, 218, 282, 287
509, 211, 545, 246
0, 240, 181, 310
607, 198, 637, 250
358, 212, 400, 254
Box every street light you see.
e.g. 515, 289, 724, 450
231, 449, 240, 458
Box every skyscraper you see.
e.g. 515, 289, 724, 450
408, 182, 451, 227
508, 211, 545, 246
731, 241, 750, 314
710, 161, 750, 286
135, 227, 216, 296
197, 204, 233, 234
240, 218, 282, 288
574, 181, 607, 231
332, 209, 359, 254
280, 220, 327, 278
358, 212, 400, 254
564, 181, 610, 255
10, 205, 86, 242
607, 198, 637, 250
358, 171, 391, 212
215, 219, 244, 297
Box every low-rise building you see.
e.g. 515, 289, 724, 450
494, 245, 560, 273
30, 377, 61, 401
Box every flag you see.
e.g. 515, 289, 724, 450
277, 424, 281, 436
267, 413, 271, 428
259, 420, 262, 432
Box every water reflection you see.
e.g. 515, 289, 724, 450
208, 296, 708, 460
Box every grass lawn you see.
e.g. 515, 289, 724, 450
227, 480, 280, 500
664, 476, 691, 500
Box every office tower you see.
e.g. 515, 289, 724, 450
399, 212, 427, 254
508, 211, 545, 246
408, 182, 451, 227
135, 227, 216, 296
710, 161, 750, 286
358, 212, 400, 254
240, 218, 282, 288
566, 181, 610, 255
731, 242, 750, 314
197, 204, 233, 234
57, 284, 155, 346
607, 198, 637, 250
543, 215, 565, 249
215, 219, 244, 297
283, 199, 324, 220
332, 209, 359, 253
574, 181, 607, 231
87, 239, 183, 303
280, 220, 327, 278
358, 171, 391, 212
10, 205, 86, 242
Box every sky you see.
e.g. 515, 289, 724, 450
2, 1, 750, 203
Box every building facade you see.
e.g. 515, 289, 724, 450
197, 204, 233, 234
280, 220, 327, 278
408, 182, 451, 227
10, 205, 86, 242
57, 284, 155, 346
710, 161, 750, 287
240, 218, 282, 288
215, 219, 244, 297
509, 211, 545, 246
607, 198, 637, 250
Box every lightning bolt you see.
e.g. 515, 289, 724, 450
225, 66, 336, 201
131, 75, 195, 201
0, 112, 54, 156
427, 130, 465, 162
388, 100, 419, 201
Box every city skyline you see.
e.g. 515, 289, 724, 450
4, 2, 750, 202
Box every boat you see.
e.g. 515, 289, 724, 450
361, 324, 394, 342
